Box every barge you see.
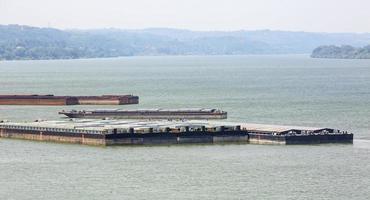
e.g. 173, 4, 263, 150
0, 94, 139, 105
59, 108, 227, 120
75, 95, 138, 105
0, 119, 353, 146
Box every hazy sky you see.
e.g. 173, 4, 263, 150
1, 0, 369, 32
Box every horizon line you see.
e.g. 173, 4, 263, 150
1, 24, 370, 35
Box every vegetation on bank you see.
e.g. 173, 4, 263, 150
311, 45, 370, 59
1, 24, 370, 60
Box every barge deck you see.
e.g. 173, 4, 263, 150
0, 119, 353, 146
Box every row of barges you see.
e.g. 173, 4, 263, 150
0, 119, 353, 146
0, 93, 354, 146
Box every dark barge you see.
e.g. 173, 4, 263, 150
0, 120, 353, 146
0, 94, 139, 105
59, 108, 227, 120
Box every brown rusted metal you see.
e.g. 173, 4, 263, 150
0, 94, 139, 105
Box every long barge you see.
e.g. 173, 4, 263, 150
59, 108, 227, 120
0, 119, 353, 146
0, 94, 139, 105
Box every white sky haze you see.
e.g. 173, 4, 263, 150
0, 0, 369, 32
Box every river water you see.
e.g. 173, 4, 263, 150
0, 55, 369, 199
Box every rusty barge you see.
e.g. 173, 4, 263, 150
0, 94, 139, 105
59, 108, 227, 120
0, 119, 353, 146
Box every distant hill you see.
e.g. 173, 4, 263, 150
1, 24, 370, 60
311, 45, 370, 59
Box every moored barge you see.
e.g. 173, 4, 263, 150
59, 108, 227, 120
0, 119, 353, 146
0, 95, 79, 105
75, 95, 138, 105
0, 94, 139, 105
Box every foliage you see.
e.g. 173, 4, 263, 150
1, 25, 370, 60
311, 45, 370, 59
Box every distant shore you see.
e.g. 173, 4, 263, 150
0, 54, 310, 62
2, 24, 370, 61
311, 45, 370, 59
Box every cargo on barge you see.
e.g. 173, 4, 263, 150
0, 119, 353, 146
59, 108, 227, 120
0, 94, 139, 105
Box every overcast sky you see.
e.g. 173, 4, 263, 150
0, 0, 369, 33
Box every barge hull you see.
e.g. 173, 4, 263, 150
59, 108, 227, 120
76, 95, 139, 105
0, 94, 139, 105
285, 134, 354, 144
0, 128, 352, 146
0, 120, 353, 146
0, 129, 249, 146
0, 128, 105, 146
249, 133, 354, 145
0, 97, 78, 105
63, 114, 226, 120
